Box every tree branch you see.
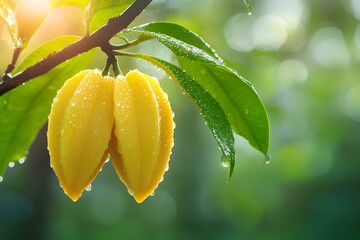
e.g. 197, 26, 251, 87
0, 0, 153, 96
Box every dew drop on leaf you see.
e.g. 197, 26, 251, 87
19, 156, 27, 164
221, 155, 230, 168
0, 176, 3, 183
8, 161, 15, 168
264, 153, 271, 165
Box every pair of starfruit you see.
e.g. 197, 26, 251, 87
47, 69, 174, 203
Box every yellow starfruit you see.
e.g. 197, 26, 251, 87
47, 69, 114, 201
47, 69, 174, 203
111, 70, 174, 203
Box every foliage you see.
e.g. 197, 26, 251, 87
0, 0, 268, 179
0, 36, 95, 173
1, 0, 359, 239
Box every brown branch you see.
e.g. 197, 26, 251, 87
0, 0, 153, 96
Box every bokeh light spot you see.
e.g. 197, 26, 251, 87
252, 15, 288, 51
309, 27, 350, 68
224, 13, 256, 52
339, 84, 360, 122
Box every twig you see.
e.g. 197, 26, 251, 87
0, 0, 153, 96
4, 47, 23, 78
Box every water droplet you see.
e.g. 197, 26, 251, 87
248, 11, 252, 16
18, 156, 26, 164
165, 163, 169, 171
264, 153, 271, 165
221, 156, 230, 168
128, 188, 134, 196
150, 192, 155, 197
0, 176, 3, 183
85, 183, 92, 191
8, 162, 15, 168
105, 156, 110, 163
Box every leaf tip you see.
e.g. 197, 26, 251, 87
222, 154, 235, 182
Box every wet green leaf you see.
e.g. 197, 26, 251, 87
0, 36, 95, 175
125, 22, 224, 64
242, 0, 252, 14
86, 0, 134, 33
128, 53, 236, 179
179, 58, 269, 155
125, 22, 269, 155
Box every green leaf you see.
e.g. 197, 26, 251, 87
179, 59, 269, 155
50, 0, 90, 9
125, 21, 269, 155
125, 22, 224, 65
125, 53, 236, 179
242, 0, 252, 13
13, 35, 82, 74
86, 0, 134, 33
0, 36, 95, 176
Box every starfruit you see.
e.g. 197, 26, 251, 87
47, 69, 174, 203
47, 69, 114, 201
111, 70, 174, 203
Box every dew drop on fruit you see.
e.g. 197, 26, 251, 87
128, 188, 134, 196
85, 183, 92, 191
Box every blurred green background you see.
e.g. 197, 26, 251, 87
1, 0, 360, 239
